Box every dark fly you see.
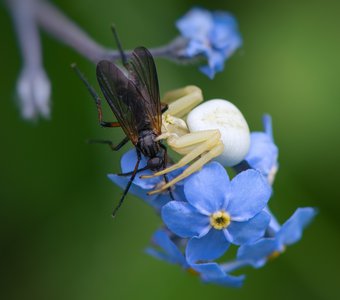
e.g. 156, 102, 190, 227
72, 31, 170, 217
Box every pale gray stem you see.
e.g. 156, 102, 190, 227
6, 0, 43, 69
34, 0, 108, 63
31, 0, 189, 63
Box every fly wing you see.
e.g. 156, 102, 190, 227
128, 47, 162, 135
96, 60, 140, 145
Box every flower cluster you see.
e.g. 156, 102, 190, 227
109, 116, 317, 287
8, 0, 316, 288
176, 7, 242, 78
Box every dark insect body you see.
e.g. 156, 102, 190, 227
73, 32, 170, 217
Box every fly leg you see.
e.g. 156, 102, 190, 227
72, 63, 119, 128
117, 166, 149, 177
87, 136, 129, 151
160, 144, 175, 200
161, 103, 169, 114
112, 149, 141, 217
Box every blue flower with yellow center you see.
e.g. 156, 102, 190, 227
161, 162, 272, 261
176, 7, 242, 78
108, 149, 186, 212
237, 207, 317, 268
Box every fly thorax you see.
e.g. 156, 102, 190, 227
138, 130, 160, 158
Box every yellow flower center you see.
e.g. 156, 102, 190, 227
210, 211, 231, 230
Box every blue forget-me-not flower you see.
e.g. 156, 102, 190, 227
162, 162, 272, 262
176, 7, 242, 78
237, 207, 317, 268
146, 229, 245, 287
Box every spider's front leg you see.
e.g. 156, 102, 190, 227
162, 85, 203, 118
143, 130, 222, 178
147, 131, 224, 195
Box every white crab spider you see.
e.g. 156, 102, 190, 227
143, 86, 250, 195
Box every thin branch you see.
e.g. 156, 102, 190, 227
33, 0, 188, 63
35, 0, 108, 63
6, 0, 43, 68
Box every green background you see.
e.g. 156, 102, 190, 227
1, 0, 339, 299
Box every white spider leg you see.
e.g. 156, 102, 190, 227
162, 86, 203, 118
148, 141, 224, 195
142, 130, 221, 178
159, 114, 189, 140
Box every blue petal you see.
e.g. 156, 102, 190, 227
246, 132, 278, 177
146, 229, 188, 267
108, 174, 151, 200
184, 162, 230, 214
107, 174, 172, 211
161, 201, 210, 238
263, 114, 274, 140
145, 247, 173, 264
199, 50, 226, 79
245, 115, 278, 179
226, 170, 272, 221
237, 238, 279, 268
143, 193, 173, 212
264, 206, 281, 234
192, 262, 244, 288
202, 273, 245, 288
120, 149, 160, 189
277, 207, 317, 246
210, 12, 242, 50
186, 40, 209, 57
176, 7, 242, 78
112, 149, 188, 210
120, 148, 147, 172
186, 229, 230, 263
176, 7, 213, 40
226, 211, 270, 245
199, 65, 217, 79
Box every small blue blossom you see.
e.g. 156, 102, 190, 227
176, 7, 242, 78
146, 229, 245, 287
108, 149, 186, 212
237, 207, 317, 268
162, 162, 272, 262
244, 114, 279, 184
146, 229, 189, 268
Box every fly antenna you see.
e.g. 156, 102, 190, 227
111, 24, 128, 67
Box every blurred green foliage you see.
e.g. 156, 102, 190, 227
1, 0, 339, 299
